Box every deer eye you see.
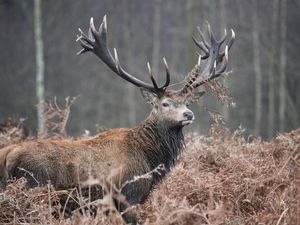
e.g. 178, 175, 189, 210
162, 102, 169, 107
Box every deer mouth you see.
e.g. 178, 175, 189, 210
181, 119, 194, 126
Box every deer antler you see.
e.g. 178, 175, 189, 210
76, 15, 170, 96
181, 23, 235, 94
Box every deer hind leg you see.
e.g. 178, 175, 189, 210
0, 146, 14, 190
0, 159, 8, 190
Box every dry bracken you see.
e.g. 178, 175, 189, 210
0, 125, 299, 225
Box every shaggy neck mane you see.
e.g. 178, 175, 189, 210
132, 112, 185, 183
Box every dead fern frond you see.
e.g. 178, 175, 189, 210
40, 96, 76, 138
0, 117, 28, 148
204, 75, 235, 107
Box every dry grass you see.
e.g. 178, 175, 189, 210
0, 122, 299, 225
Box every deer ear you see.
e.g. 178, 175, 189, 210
187, 91, 206, 104
140, 88, 158, 105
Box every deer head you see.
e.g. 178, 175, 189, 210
77, 15, 234, 128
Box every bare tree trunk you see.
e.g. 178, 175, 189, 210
279, 0, 287, 132
252, 0, 262, 135
219, 0, 229, 122
286, 92, 299, 127
151, 0, 161, 73
34, 0, 45, 135
123, 0, 136, 126
186, 0, 196, 69
268, 0, 279, 138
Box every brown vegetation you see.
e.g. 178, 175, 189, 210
40, 96, 76, 138
140, 125, 300, 225
0, 117, 28, 149
0, 120, 299, 225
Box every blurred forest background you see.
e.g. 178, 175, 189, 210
0, 0, 299, 139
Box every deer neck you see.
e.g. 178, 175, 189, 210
133, 112, 185, 179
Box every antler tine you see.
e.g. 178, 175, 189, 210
216, 45, 229, 74
228, 29, 235, 48
197, 54, 202, 65
219, 29, 227, 45
77, 36, 93, 52
220, 29, 235, 58
207, 22, 217, 45
162, 57, 170, 88
77, 15, 173, 94
146, 58, 171, 96
197, 26, 210, 50
77, 28, 93, 52
147, 62, 159, 90
88, 27, 94, 40
98, 14, 106, 33
90, 17, 97, 35
113, 48, 121, 73
78, 28, 93, 44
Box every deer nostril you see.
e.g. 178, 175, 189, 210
183, 111, 194, 120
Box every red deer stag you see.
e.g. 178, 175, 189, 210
0, 15, 234, 224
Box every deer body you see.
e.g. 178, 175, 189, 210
0, 15, 234, 224
1, 114, 184, 199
